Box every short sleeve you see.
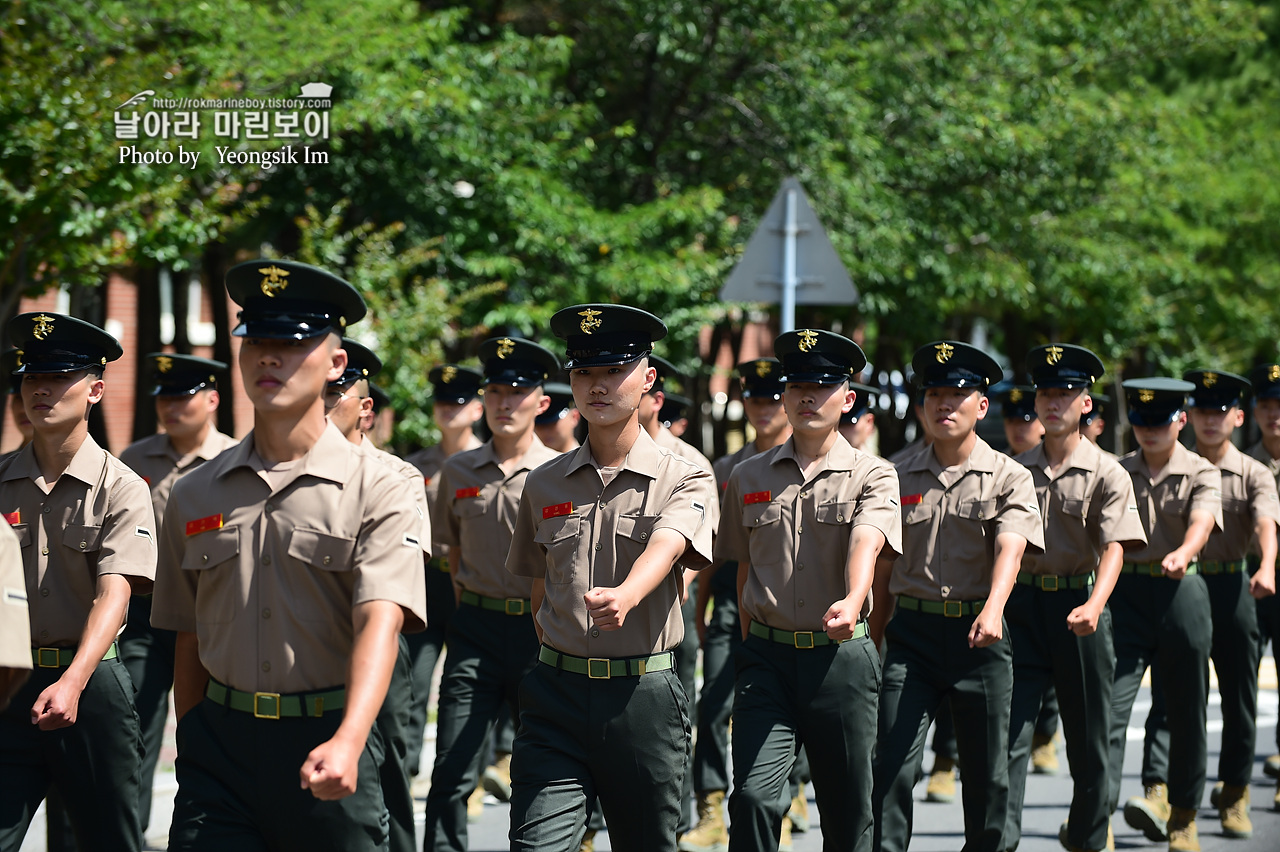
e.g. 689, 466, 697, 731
714, 473, 749, 563
431, 463, 462, 548
505, 487, 546, 579
994, 462, 1046, 554
652, 461, 716, 568
1248, 462, 1280, 526
853, 461, 903, 559
1189, 463, 1224, 533
1094, 458, 1148, 549
97, 472, 158, 586
352, 471, 428, 632
151, 484, 199, 633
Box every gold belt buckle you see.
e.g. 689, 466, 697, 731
505, 598, 526, 616
793, 631, 815, 649
253, 691, 282, 719
36, 647, 61, 668
943, 601, 963, 618
587, 658, 611, 679
1041, 575, 1060, 592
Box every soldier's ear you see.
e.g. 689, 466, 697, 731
328, 345, 348, 384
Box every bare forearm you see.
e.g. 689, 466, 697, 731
1087, 542, 1125, 610
336, 601, 404, 746
986, 534, 1027, 614
65, 574, 131, 689
1256, 518, 1277, 574
1176, 512, 1215, 560
843, 528, 885, 616
173, 631, 209, 721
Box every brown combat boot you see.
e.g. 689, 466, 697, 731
1031, 731, 1060, 775
788, 781, 810, 832
481, 752, 512, 802
778, 815, 793, 852
1123, 782, 1170, 841
926, 756, 957, 803
677, 790, 728, 852
1166, 806, 1199, 852
1217, 785, 1252, 838
580, 828, 597, 852
1058, 819, 1114, 851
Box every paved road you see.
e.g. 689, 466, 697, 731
18, 668, 1280, 851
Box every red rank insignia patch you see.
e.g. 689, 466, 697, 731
744, 491, 771, 505
142, 477, 151, 486
901, 494, 923, 505
2, 511, 18, 525
185, 514, 223, 537
542, 502, 573, 519
455, 486, 481, 499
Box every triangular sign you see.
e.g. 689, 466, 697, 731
719, 177, 857, 306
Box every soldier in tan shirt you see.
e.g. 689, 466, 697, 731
0, 313, 156, 852
1246, 362, 1280, 802
870, 341, 1044, 852
403, 364, 484, 780
535, 381, 581, 453
1108, 378, 1222, 852
1006, 345, 1147, 852
118, 352, 238, 836
718, 329, 901, 852
153, 260, 426, 852
0, 520, 29, 711
426, 336, 560, 852
506, 304, 716, 852
1135, 371, 1279, 839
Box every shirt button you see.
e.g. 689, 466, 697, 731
941, 585, 952, 597
591, 629, 600, 638
599, 502, 606, 510
40, 587, 50, 597
262, 608, 271, 619
797, 563, 804, 571
263, 555, 272, 565
42, 506, 50, 514
797, 526, 803, 534
837, 515, 844, 523
798, 599, 805, 607
323, 556, 332, 566
261, 661, 271, 672
639, 533, 647, 540
265, 503, 274, 513
79, 541, 87, 549
40, 630, 48, 640
595, 544, 602, 551
41, 547, 48, 556
201, 554, 209, 563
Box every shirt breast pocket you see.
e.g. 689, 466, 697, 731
1222, 496, 1249, 518
815, 501, 854, 526
63, 524, 103, 554
1061, 497, 1091, 526
534, 514, 581, 585
11, 523, 30, 548
182, 526, 241, 624
454, 495, 488, 521
288, 529, 358, 572
903, 503, 934, 527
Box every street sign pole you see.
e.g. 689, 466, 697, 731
781, 187, 798, 332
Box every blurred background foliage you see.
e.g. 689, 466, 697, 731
2, 0, 1278, 449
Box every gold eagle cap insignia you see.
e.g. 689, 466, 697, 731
755, 360, 772, 378
797, 330, 819, 353
259, 264, 290, 297
578, 308, 602, 335
496, 338, 515, 360
156, 356, 173, 374
1139, 389, 1155, 403
1270, 365, 1280, 383
1009, 388, 1023, 403
935, 342, 954, 363
1046, 345, 1064, 365
32, 315, 55, 341
440, 365, 458, 384
1201, 372, 1218, 387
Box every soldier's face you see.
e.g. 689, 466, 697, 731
1133, 413, 1185, 455
434, 398, 483, 434
1255, 398, 1280, 439
570, 359, 655, 429
324, 380, 369, 438
484, 383, 548, 439
535, 408, 579, 450
240, 334, 345, 414
8, 392, 31, 441
923, 387, 987, 440
840, 412, 875, 450
784, 382, 853, 436
1003, 417, 1044, 455
21, 370, 104, 433
1189, 406, 1242, 447
744, 396, 789, 441
1035, 387, 1087, 438
156, 389, 217, 440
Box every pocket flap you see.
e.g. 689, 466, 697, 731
1061, 497, 1090, 518
744, 502, 782, 528
182, 526, 239, 571
62, 524, 103, 552
956, 499, 997, 521
287, 528, 357, 571
815, 501, 854, 525
11, 523, 30, 548
616, 514, 658, 543
534, 514, 580, 545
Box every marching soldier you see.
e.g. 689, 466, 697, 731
719, 329, 901, 852
871, 340, 1044, 852
996, 383, 1045, 456
1, 348, 32, 453
118, 353, 238, 837
535, 381, 581, 453
404, 364, 485, 781
1246, 362, 1280, 810
681, 358, 791, 852
506, 304, 716, 852
153, 260, 426, 851
0, 519, 28, 710
838, 381, 880, 452
0, 313, 156, 852
1005, 345, 1146, 852
425, 336, 560, 852
1108, 378, 1221, 852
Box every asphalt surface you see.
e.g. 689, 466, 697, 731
17, 664, 1280, 851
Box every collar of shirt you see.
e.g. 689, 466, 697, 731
564, 428, 663, 481
144, 429, 233, 464
213, 421, 353, 488
1, 434, 105, 488
907, 434, 998, 480
1206, 441, 1247, 479
465, 435, 557, 475
1246, 440, 1279, 472
1021, 435, 1101, 481
770, 434, 859, 481
1123, 440, 1198, 484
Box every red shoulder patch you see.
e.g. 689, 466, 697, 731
901, 494, 923, 505
744, 491, 771, 505
2, 511, 18, 525
542, 502, 573, 520
185, 514, 223, 537
455, 486, 480, 499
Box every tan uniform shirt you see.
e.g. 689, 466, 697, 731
0, 438, 156, 647
152, 423, 427, 694
507, 429, 716, 657
1246, 441, 1280, 486
655, 426, 719, 529
1119, 442, 1223, 562
1198, 443, 1279, 562
407, 436, 483, 555
713, 442, 763, 495
717, 437, 902, 630
887, 439, 928, 467
120, 429, 239, 539
365, 443, 433, 558
0, 521, 30, 670
434, 438, 559, 600
1016, 438, 1147, 576
892, 438, 1045, 600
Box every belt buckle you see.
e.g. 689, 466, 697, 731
943, 601, 963, 618
36, 647, 60, 668
793, 631, 815, 649
253, 691, 282, 719
1041, 575, 1059, 592
505, 598, 526, 616
587, 658, 611, 679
